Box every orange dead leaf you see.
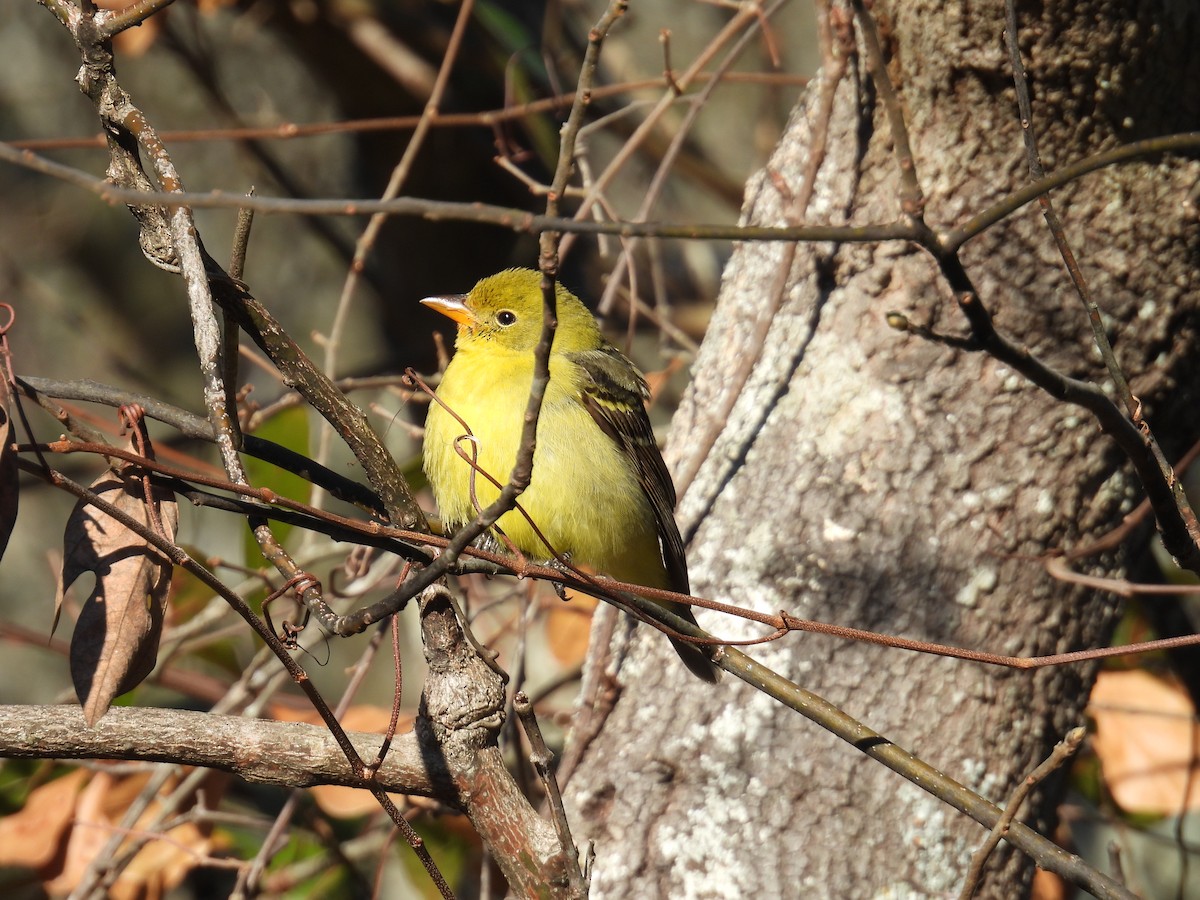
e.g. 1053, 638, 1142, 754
1089, 669, 1200, 814
94, 0, 236, 55
35, 770, 215, 899
544, 590, 596, 667
43, 772, 114, 896
116, 819, 211, 900
642, 357, 685, 406
1031, 867, 1067, 900
0, 769, 89, 873
269, 704, 411, 734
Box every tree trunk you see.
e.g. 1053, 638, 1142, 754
563, 1, 1200, 896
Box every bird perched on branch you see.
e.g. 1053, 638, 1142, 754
421, 268, 718, 682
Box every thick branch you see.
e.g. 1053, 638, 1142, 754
0, 705, 454, 797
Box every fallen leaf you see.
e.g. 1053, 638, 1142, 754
1089, 669, 1200, 814
39, 770, 214, 898
44, 771, 116, 895
0, 769, 88, 872
116, 819, 210, 900
544, 591, 596, 667
1031, 867, 1067, 900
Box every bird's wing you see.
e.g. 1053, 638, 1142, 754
568, 345, 690, 595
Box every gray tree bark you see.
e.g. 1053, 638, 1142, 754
564, 1, 1200, 896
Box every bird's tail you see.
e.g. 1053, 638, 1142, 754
666, 602, 721, 683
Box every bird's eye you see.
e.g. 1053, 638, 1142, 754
496, 310, 517, 326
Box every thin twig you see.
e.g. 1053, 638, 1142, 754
100, 0, 176, 38
502, 591, 534, 799
9, 73, 809, 152
942, 285, 1200, 572
310, 0, 478, 520
222, 193, 255, 449
849, 0, 925, 217
1002, 2, 1135, 416
596, 0, 788, 333
233, 618, 394, 899
1066, 436, 1200, 559
228, 192, 256, 280
958, 726, 1087, 899
999, 2, 1200, 569
17, 376, 387, 515
426, 0, 630, 616
514, 692, 588, 897
562, 0, 768, 257
0, 138, 922, 244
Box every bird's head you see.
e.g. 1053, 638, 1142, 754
421, 268, 602, 354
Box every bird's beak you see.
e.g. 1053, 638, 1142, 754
420, 294, 475, 326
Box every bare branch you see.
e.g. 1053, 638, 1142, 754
0, 705, 452, 796
959, 726, 1087, 899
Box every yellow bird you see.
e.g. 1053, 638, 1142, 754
421, 268, 718, 682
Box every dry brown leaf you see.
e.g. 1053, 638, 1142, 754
56, 466, 178, 725
642, 358, 685, 406
0, 769, 88, 872
311, 778, 409, 820
114, 819, 210, 900
1089, 669, 1200, 814
43, 772, 115, 895
545, 591, 596, 667
34, 770, 212, 899
1031, 867, 1067, 900
106, 770, 221, 900
269, 704, 411, 733
0, 373, 17, 562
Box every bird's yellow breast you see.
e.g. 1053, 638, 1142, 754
423, 342, 667, 588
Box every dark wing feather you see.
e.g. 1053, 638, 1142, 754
569, 344, 690, 595
572, 344, 720, 683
